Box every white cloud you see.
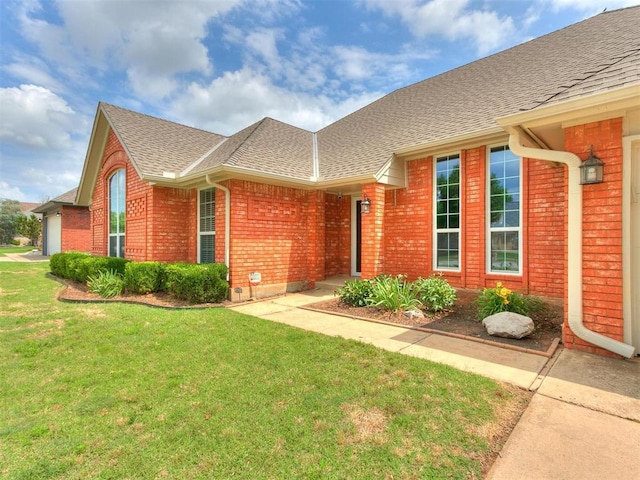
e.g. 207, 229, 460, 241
15, 0, 242, 98
0, 182, 28, 202
0, 84, 77, 150
362, 0, 516, 55
2, 53, 65, 93
170, 68, 382, 134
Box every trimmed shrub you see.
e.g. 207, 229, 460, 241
87, 269, 125, 298
124, 262, 165, 294
49, 252, 129, 283
413, 274, 457, 312
335, 278, 374, 307
165, 263, 228, 304
49, 252, 91, 280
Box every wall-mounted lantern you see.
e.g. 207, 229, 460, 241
579, 146, 604, 185
55, 211, 61, 217
361, 194, 371, 214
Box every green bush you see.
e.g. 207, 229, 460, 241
335, 278, 374, 307
87, 269, 125, 298
11, 239, 20, 246
49, 252, 91, 280
476, 282, 543, 320
124, 262, 165, 294
366, 274, 422, 313
165, 263, 228, 304
413, 274, 457, 312
50, 253, 130, 283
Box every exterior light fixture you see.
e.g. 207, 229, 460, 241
55, 211, 61, 217
579, 146, 604, 185
361, 194, 371, 214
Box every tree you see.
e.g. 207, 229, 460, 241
15, 214, 42, 246
0, 199, 23, 245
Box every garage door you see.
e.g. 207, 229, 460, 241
46, 214, 61, 255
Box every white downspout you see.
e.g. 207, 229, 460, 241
509, 130, 635, 358
205, 175, 230, 281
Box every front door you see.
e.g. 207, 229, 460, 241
351, 197, 362, 276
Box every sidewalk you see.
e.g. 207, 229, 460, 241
0, 252, 50, 262
230, 289, 640, 480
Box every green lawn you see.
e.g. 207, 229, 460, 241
0, 245, 36, 256
0, 263, 529, 479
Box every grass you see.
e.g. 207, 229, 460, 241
0, 263, 530, 479
0, 245, 36, 256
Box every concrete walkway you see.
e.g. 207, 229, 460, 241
0, 252, 49, 262
230, 289, 640, 480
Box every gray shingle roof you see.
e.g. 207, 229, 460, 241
52, 187, 78, 204
100, 103, 226, 177
97, 6, 639, 185
32, 187, 79, 213
190, 117, 314, 179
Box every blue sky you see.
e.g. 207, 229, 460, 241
1, 0, 637, 203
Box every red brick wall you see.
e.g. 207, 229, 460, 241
461, 146, 486, 289
146, 186, 194, 263
227, 180, 323, 294
325, 193, 351, 276
361, 183, 386, 278
383, 159, 431, 280
563, 117, 624, 356
525, 159, 566, 296
60, 205, 90, 252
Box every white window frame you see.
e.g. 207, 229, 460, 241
108, 169, 125, 258
198, 187, 216, 264
433, 152, 461, 272
486, 144, 522, 275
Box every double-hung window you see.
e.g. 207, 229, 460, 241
199, 188, 215, 263
435, 153, 460, 270
108, 169, 125, 258
488, 145, 521, 273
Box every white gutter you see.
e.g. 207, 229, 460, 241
508, 129, 635, 358
205, 175, 230, 281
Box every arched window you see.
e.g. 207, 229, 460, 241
109, 169, 125, 257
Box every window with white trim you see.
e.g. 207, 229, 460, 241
435, 153, 460, 270
488, 145, 521, 273
199, 188, 215, 263
108, 169, 125, 258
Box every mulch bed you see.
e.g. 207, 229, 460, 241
53, 275, 227, 309
305, 289, 563, 355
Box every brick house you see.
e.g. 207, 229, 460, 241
33, 188, 91, 255
75, 7, 639, 358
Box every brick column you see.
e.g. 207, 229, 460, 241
361, 183, 385, 278
564, 117, 625, 357
306, 190, 325, 288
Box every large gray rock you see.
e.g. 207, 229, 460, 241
482, 312, 534, 339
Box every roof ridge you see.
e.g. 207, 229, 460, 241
224, 118, 266, 166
